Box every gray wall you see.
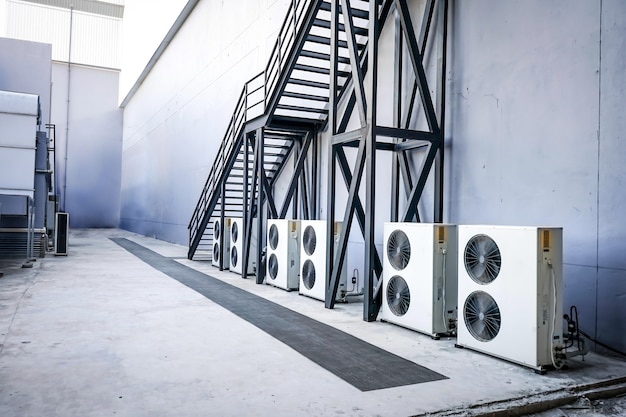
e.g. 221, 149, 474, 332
51, 62, 123, 228
120, 0, 292, 243
447, 0, 625, 353
0, 37, 51, 127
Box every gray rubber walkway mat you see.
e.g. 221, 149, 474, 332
112, 238, 447, 391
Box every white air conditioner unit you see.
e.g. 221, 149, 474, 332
229, 217, 257, 276
299, 220, 346, 302
456, 225, 565, 373
381, 223, 458, 338
212, 218, 231, 269
266, 219, 301, 291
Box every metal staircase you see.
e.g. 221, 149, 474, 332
188, 0, 372, 261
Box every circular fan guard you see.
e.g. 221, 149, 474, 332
464, 234, 501, 284
386, 275, 411, 316
387, 230, 411, 271
231, 246, 238, 267
302, 225, 317, 256
231, 222, 239, 243
214, 221, 220, 240
301, 259, 316, 290
268, 254, 278, 280
464, 291, 501, 342
269, 224, 279, 250
213, 242, 220, 262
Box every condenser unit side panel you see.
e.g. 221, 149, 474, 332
286, 230, 300, 289
535, 228, 564, 366
409, 225, 436, 332
443, 226, 459, 326
433, 225, 458, 334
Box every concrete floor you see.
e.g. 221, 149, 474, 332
0, 228, 625, 417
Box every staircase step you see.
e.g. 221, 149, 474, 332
319, 2, 369, 20
276, 104, 328, 114
287, 78, 330, 89
313, 18, 369, 36
300, 49, 351, 65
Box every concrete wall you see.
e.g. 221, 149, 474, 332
120, 0, 292, 243
51, 62, 123, 227
447, 0, 626, 353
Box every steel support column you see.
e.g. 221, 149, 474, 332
363, 0, 380, 322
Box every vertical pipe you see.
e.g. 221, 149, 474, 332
62, 5, 73, 213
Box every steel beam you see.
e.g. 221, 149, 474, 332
395, 0, 439, 134
326, 139, 367, 308
335, 147, 382, 275
243, 133, 259, 280
279, 132, 313, 218
401, 140, 440, 222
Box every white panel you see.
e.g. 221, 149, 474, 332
0, 92, 37, 197
0, 91, 39, 116
0, 147, 36, 196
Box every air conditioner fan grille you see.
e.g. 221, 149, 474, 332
269, 224, 279, 250
231, 246, 238, 267
231, 222, 239, 243
213, 242, 220, 262
301, 259, 316, 289
464, 234, 501, 284
214, 221, 220, 240
302, 225, 317, 256
387, 230, 411, 270
386, 275, 411, 316
464, 290, 501, 342
268, 253, 278, 279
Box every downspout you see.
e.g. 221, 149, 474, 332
62, 5, 73, 212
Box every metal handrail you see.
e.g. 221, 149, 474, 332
188, 0, 312, 242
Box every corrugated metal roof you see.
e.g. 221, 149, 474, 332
5, 0, 122, 68
17, 0, 124, 18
